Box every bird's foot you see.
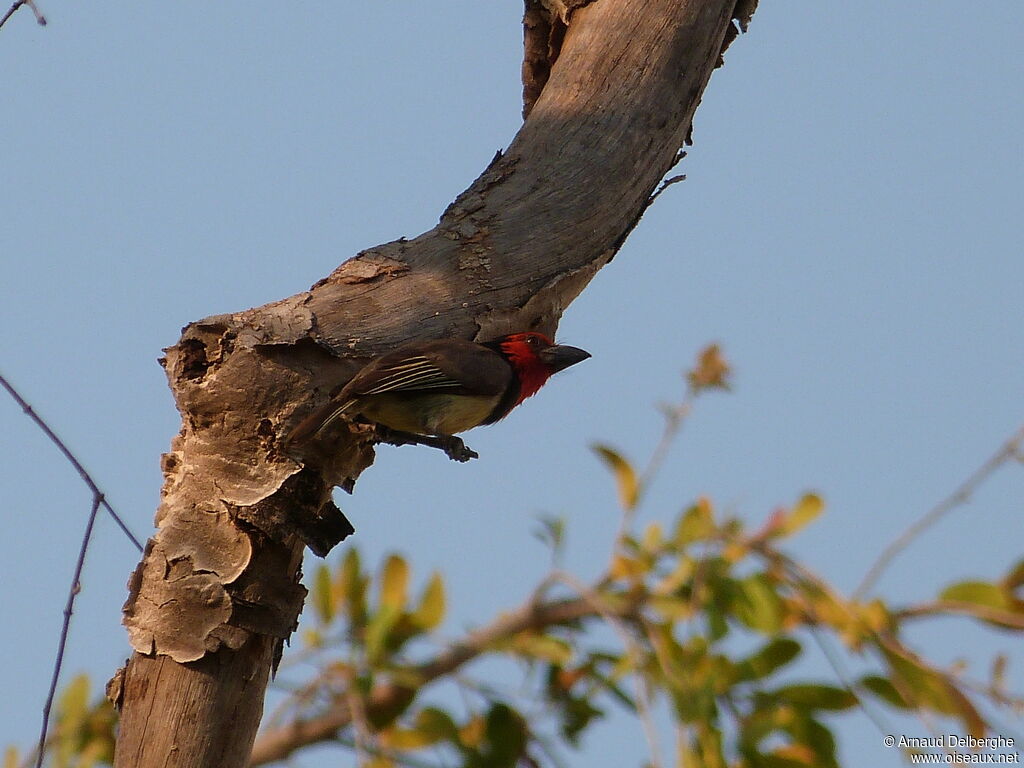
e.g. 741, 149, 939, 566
373, 426, 479, 462
438, 434, 479, 462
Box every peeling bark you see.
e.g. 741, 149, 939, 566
112, 0, 751, 765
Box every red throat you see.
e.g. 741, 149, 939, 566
500, 336, 554, 406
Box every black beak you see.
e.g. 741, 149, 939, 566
539, 344, 591, 373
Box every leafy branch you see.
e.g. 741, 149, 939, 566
11, 346, 1024, 768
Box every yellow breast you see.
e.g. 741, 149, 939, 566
355, 393, 500, 436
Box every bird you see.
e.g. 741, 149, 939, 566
285, 332, 590, 459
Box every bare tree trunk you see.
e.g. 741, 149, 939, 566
111, 0, 750, 765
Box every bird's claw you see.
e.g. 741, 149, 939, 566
373, 426, 479, 462
440, 435, 479, 463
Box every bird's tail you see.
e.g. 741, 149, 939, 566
284, 399, 355, 445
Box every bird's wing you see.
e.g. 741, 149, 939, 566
285, 341, 512, 443
353, 355, 468, 396
345, 341, 512, 398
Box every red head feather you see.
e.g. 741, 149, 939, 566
497, 332, 558, 406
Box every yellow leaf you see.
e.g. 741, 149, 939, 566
642, 522, 663, 553
312, 564, 333, 624
649, 595, 696, 620
459, 715, 486, 748
415, 708, 459, 741
381, 727, 441, 749
58, 674, 90, 727
336, 547, 368, 626
687, 344, 732, 393
4, 747, 19, 768
591, 443, 639, 510
675, 498, 716, 545
610, 553, 645, 580
772, 744, 817, 765
412, 572, 446, 631
654, 557, 694, 595
940, 580, 1011, 611
511, 633, 573, 664
303, 628, 322, 648
779, 493, 823, 536
722, 542, 748, 563
380, 554, 410, 611
859, 599, 890, 633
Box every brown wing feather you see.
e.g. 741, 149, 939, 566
340, 339, 511, 400
286, 339, 513, 443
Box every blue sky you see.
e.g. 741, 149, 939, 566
2, 2, 1022, 766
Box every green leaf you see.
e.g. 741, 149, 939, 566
737, 638, 802, 681
649, 595, 697, 620
483, 703, 527, 768
654, 556, 695, 595
366, 685, 417, 730
383, 728, 436, 749
732, 573, 785, 633
337, 547, 368, 627
939, 580, 1011, 611
559, 696, 605, 745
882, 648, 986, 736
675, 498, 716, 546
415, 707, 460, 742
312, 564, 333, 625
365, 605, 402, 664
532, 515, 566, 555
798, 716, 839, 767
509, 634, 573, 664
772, 684, 857, 711
55, 675, 93, 768
411, 571, 446, 631
591, 443, 639, 510
860, 675, 910, 709
58, 674, 90, 725
779, 493, 824, 536
380, 554, 410, 611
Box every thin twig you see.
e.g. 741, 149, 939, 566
854, 424, 1024, 599
344, 661, 373, 766
808, 626, 893, 737
648, 174, 687, 206
35, 493, 102, 768
894, 600, 1024, 629
0, 371, 144, 552
647, 151, 688, 207
616, 390, 693, 547
0, 0, 46, 30
551, 570, 665, 768
636, 397, 692, 502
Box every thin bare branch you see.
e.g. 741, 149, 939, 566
0, 371, 144, 552
552, 570, 664, 768
0, 0, 46, 30
895, 600, 1024, 629
35, 493, 102, 768
855, 424, 1024, 599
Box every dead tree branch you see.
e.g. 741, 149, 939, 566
112, 1, 753, 766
